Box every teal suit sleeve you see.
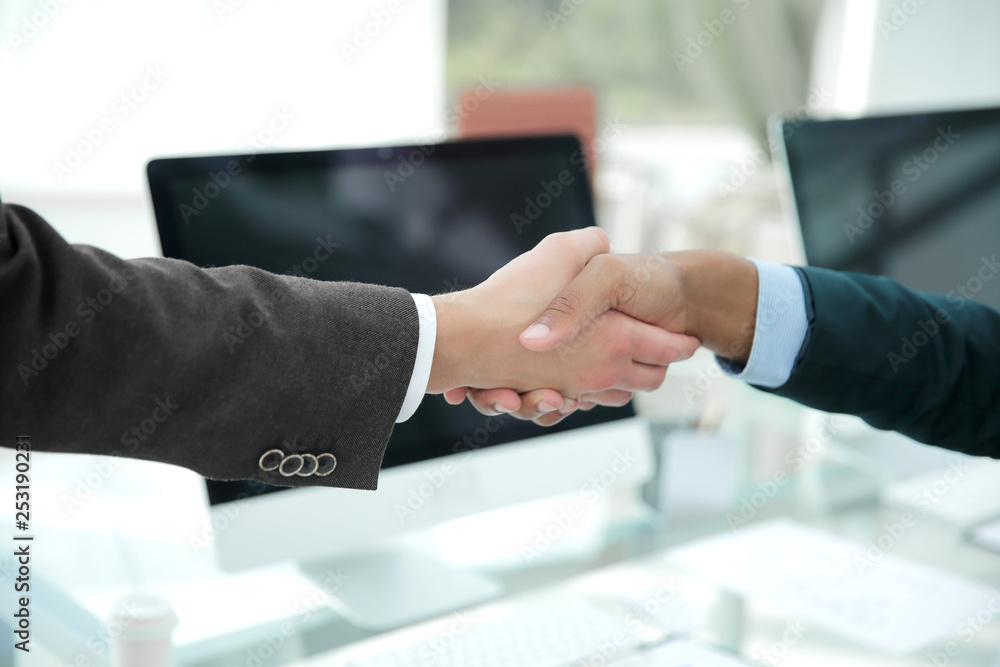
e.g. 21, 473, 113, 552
765, 266, 1000, 457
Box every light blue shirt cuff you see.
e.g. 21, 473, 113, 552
716, 259, 808, 389
396, 293, 436, 423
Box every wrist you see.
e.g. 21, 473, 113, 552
427, 292, 488, 393
669, 250, 757, 364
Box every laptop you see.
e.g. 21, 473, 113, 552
146, 134, 634, 504
771, 106, 1000, 528
770, 105, 1000, 310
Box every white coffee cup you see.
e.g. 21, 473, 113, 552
110, 592, 179, 667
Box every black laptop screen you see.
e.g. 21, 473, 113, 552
782, 106, 1000, 310
147, 135, 632, 503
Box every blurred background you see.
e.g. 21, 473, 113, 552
3, 0, 997, 420
3, 1, 1000, 665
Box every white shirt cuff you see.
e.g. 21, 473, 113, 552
715, 259, 808, 389
396, 293, 437, 423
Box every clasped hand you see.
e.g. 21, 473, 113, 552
426, 227, 702, 425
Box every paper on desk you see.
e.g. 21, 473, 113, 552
611, 639, 751, 666
669, 519, 997, 655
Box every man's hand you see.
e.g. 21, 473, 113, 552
518, 250, 758, 360
426, 229, 701, 402
453, 250, 759, 423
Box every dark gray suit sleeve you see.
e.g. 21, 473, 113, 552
0, 202, 419, 490
765, 266, 1000, 457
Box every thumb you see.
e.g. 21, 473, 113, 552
519, 254, 624, 352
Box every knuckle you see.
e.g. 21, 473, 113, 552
589, 252, 622, 280
608, 391, 634, 407
606, 331, 632, 359
590, 254, 634, 307
546, 289, 585, 321
586, 368, 616, 391
646, 368, 667, 391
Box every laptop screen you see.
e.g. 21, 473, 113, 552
147, 135, 632, 503
778, 106, 1000, 310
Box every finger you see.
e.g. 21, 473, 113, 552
538, 226, 611, 275
618, 362, 668, 392
520, 253, 625, 352
532, 411, 574, 427
622, 314, 702, 366
578, 389, 634, 407
443, 387, 469, 405
465, 388, 522, 415
516, 389, 575, 419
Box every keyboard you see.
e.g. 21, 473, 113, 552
315, 593, 666, 667
669, 519, 995, 655
612, 639, 752, 666
881, 457, 1000, 528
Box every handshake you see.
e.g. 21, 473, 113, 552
427, 227, 760, 425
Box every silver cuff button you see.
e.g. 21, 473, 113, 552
279, 454, 304, 477
314, 453, 337, 476
297, 454, 319, 477
258, 449, 285, 472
